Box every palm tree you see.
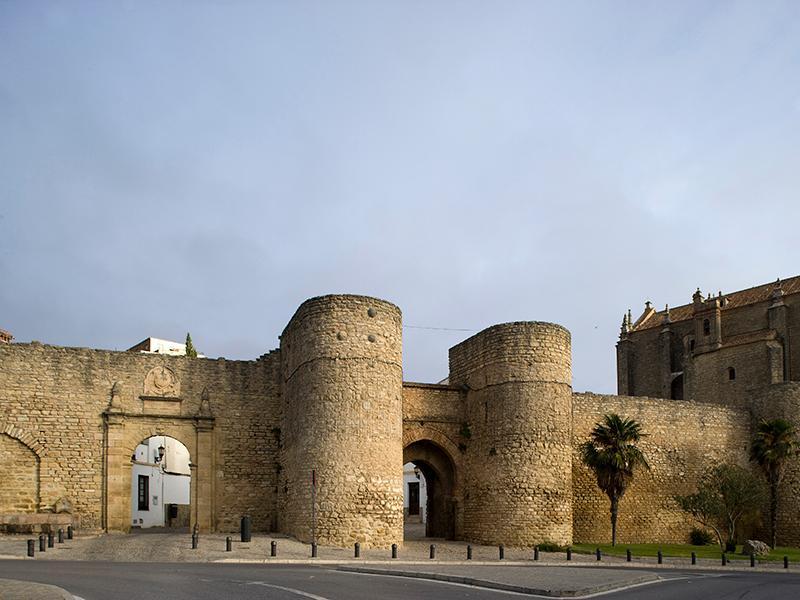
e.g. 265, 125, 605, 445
750, 418, 799, 548
580, 413, 649, 546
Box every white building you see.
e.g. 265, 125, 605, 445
131, 436, 191, 528
127, 337, 205, 357
403, 462, 427, 523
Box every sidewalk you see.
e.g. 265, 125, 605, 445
0, 578, 74, 600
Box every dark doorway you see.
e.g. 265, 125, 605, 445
403, 440, 456, 540
671, 374, 684, 400
408, 482, 420, 516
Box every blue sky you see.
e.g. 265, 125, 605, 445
1, 1, 798, 392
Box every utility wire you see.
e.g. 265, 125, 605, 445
403, 325, 476, 332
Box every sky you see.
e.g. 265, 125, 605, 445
1, 1, 798, 393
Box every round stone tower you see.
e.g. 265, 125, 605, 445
279, 295, 404, 548
449, 321, 573, 546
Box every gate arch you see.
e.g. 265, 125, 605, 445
402, 427, 461, 540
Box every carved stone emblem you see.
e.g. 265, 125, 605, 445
143, 366, 180, 397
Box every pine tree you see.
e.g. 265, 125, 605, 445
185, 332, 198, 358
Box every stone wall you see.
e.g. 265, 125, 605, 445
450, 322, 573, 547
751, 382, 800, 546
0, 433, 39, 512
0, 342, 280, 532
572, 393, 751, 544
279, 295, 404, 548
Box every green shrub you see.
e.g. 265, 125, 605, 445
689, 528, 714, 546
537, 541, 565, 552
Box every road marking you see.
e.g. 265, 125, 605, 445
332, 569, 677, 599
246, 581, 332, 599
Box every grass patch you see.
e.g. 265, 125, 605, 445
571, 543, 800, 563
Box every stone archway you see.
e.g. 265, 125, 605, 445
403, 439, 457, 539
103, 413, 214, 533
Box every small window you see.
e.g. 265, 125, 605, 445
138, 475, 149, 511
689, 339, 695, 352
728, 367, 736, 381
703, 319, 710, 336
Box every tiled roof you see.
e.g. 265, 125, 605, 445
632, 275, 800, 331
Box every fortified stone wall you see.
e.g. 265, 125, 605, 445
279, 295, 404, 548
0, 434, 39, 513
752, 382, 800, 546
572, 393, 751, 544
0, 342, 280, 532
450, 322, 573, 547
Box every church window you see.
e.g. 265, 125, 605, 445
728, 367, 736, 381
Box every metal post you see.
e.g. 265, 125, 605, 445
226, 537, 232, 552
657, 550, 662, 564
784, 556, 789, 569
566, 547, 572, 561
626, 549, 632, 562
534, 546, 539, 561
27, 539, 35, 558
499, 544, 504, 560
430, 544, 436, 559
311, 542, 317, 558
47, 532, 54, 548
271, 541, 277, 557
67, 525, 73, 540
191, 533, 198, 549
467, 545, 472, 560
39, 535, 46, 552
58, 529, 64, 544
311, 469, 317, 548
391, 543, 397, 559
750, 553, 755, 567
354, 542, 360, 558
691, 551, 696, 565
596, 548, 601, 561
240, 516, 251, 543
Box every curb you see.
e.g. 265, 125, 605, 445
0, 578, 75, 600
336, 566, 661, 598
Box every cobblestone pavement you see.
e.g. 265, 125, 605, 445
0, 531, 796, 573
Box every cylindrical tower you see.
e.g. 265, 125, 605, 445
279, 295, 403, 548
449, 321, 573, 546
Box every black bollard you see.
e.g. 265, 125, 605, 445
39, 535, 46, 552
391, 543, 397, 559
191, 533, 198, 549
311, 542, 317, 558
784, 556, 789, 569
750, 553, 755, 567
226, 536, 232, 552
271, 541, 277, 557
47, 532, 54, 548
354, 542, 360, 558
567, 547, 572, 561
722, 553, 727, 566
58, 529, 64, 544
534, 546, 539, 561
499, 544, 504, 560
27, 539, 35, 558
467, 545, 472, 560
596, 548, 601, 561
67, 525, 73, 540
240, 516, 251, 543
691, 551, 696, 565
626, 548, 632, 562
430, 544, 436, 559
658, 550, 663, 564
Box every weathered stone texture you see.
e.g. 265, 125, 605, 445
279, 295, 404, 548
572, 393, 751, 544
450, 322, 573, 546
0, 433, 39, 512
0, 342, 279, 532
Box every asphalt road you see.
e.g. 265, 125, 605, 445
2, 561, 800, 599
